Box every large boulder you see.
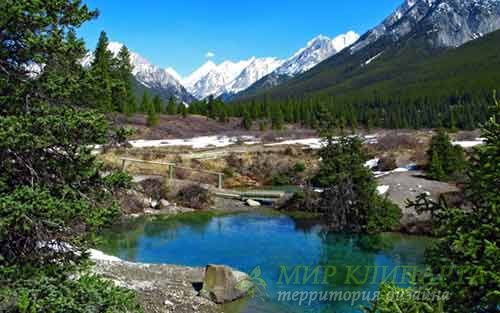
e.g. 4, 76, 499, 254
200, 265, 253, 303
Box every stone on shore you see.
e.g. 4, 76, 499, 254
200, 264, 254, 304
246, 199, 261, 207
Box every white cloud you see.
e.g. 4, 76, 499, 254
205, 51, 215, 58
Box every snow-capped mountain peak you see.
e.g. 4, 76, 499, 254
276, 31, 360, 76
165, 67, 182, 82
183, 60, 217, 88
227, 57, 283, 94
350, 0, 500, 53
183, 58, 278, 100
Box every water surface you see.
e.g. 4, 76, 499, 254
98, 212, 431, 313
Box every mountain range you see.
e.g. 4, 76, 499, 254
234, 0, 500, 103
82, 31, 359, 103
183, 31, 359, 100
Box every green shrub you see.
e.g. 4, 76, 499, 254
223, 167, 235, 178
427, 129, 466, 181
270, 173, 292, 186
293, 162, 306, 173
367, 196, 402, 233
104, 171, 133, 190
1, 269, 142, 313
364, 283, 444, 313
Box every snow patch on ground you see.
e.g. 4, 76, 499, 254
365, 158, 379, 169
265, 138, 325, 149
377, 185, 390, 195
264, 134, 380, 150
374, 167, 410, 178
129, 135, 257, 149
89, 249, 121, 262
452, 138, 484, 148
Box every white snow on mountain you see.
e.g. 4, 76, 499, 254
165, 67, 182, 82
182, 60, 217, 88
275, 31, 359, 76
183, 58, 260, 99
184, 31, 358, 100
350, 0, 423, 53
226, 57, 283, 94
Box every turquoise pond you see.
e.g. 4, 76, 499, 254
97, 212, 431, 313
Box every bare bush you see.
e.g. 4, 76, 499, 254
413, 146, 428, 168
118, 191, 145, 214
261, 132, 278, 143
175, 167, 191, 180
139, 178, 168, 200
284, 146, 300, 156
376, 133, 418, 151
177, 185, 213, 210
378, 155, 397, 171
226, 153, 244, 169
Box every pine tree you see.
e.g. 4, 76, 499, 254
313, 122, 400, 233
428, 150, 445, 181
90, 31, 113, 111
0, 1, 140, 311
427, 129, 465, 180
140, 91, 151, 113
242, 109, 252, 130
147, 106, 159, 127
218, 107, 228, 123
166, 97, 177, 115
179, 103, 188, 118
152, 94, 163, 113
271, 105, 284, 130
113, 45, 135, 114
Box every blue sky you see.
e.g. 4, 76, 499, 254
78, 0, 403, 77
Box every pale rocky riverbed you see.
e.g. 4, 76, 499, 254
93, 259, 218, 313
93, 257, 254, 313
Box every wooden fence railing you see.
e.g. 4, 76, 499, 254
119, 157, 224, 189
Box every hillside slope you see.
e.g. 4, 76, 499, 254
235, 28, 500, 105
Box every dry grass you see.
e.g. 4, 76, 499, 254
375, 133, 419, 151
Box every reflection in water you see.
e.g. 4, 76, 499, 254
98, 212, 431, 313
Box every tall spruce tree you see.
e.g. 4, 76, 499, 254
90, 31, 113, 111
113, 45, 135, 114
313, 120, 400, 233
242, 109, 252, 130
0, 0, 140, 311
140, 90, 151, 113
147, 105, 159, 127
271, 105, 284, 130
152, 94, 163, 113
179, 103, 188, 117
166, 96, 177, 115
427, 129, 466, 181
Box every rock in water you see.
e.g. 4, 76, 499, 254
246, 199, 261, 207
159, 199, 170, 210
200, 265, 253, 303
